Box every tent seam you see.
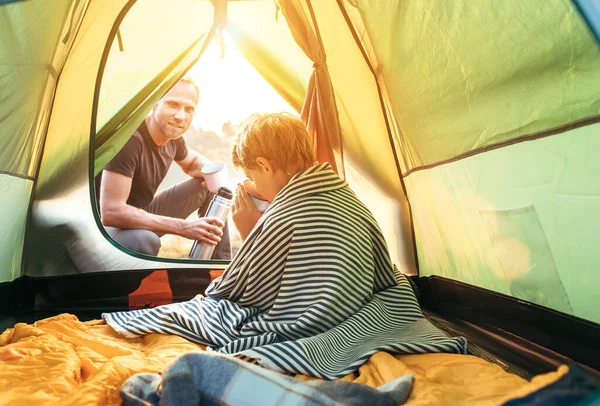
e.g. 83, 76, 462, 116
403, 114, 600, 177
335, 0, 419, 274
0, 170, 34, 181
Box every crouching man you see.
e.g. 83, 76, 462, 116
97, 78, 231, 259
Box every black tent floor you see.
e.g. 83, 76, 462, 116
425, 310, 599, 382
3, 307, 596, 383
0, 310, 102, 333
416, 277, 600, 382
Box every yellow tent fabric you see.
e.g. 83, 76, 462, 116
26, 0, 224, 278
0, 0, 595, 378
19, 0, 417, 279
227, 0, 405, 199
279, 0, 345, 176
0, 0, 87, 283
0, 314, 567, 406
0, 1, 597, 401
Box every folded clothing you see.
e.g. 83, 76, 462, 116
120, 351, 414, 406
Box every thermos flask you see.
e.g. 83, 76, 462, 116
188, 186, 233, 260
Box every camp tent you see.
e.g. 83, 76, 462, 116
1, 0, 599, 380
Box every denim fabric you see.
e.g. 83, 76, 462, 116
121, 352, 413, 406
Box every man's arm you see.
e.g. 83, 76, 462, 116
176, 147, 211, 178
100, 169, 224, 244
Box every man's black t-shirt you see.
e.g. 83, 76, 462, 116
100, 120, 188, 209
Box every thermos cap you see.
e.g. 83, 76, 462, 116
217, 187, 233, 200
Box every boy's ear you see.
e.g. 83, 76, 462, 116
256, 157, 273, 173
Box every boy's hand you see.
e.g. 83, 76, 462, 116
232, 183, 262, 241
242, 179, 266, 200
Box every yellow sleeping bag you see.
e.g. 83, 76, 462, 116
0, 314, 566, 406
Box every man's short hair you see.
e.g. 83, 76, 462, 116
176, 76, 200, 100
232, 113, 316, 173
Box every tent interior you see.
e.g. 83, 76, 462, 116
1, 0, 600, 403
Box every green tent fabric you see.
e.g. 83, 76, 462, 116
0, 0, 87, 284
1, 0, 599, 330
356, 0, 600, 173
27, 0, 220, 277
0, 0, 86, 177
339, 0, 600, 323
407, 125, 600, 322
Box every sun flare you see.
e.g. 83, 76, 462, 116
187, 33, 297, 135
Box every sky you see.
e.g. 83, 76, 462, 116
187, 33, 296, 134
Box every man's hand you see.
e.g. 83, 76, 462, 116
179, 217, 224, 245
232, 183, 262, 241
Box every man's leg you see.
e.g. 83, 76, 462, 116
106, 227, 162, 256
145, 178, 232, 260
144, 178, 211, 219
144, 178, 232, 299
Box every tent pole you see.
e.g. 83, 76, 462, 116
335, 0, 419, 275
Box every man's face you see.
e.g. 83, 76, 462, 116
151, 82, 198, 140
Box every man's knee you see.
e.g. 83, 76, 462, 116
187, 178, 211, 198
112, 229, 161, 256
174, 178, 213, 217
135, 231, 162, 256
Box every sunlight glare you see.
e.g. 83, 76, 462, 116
187, 33, 297, 134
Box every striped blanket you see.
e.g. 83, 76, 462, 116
104, 163, 467, 379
